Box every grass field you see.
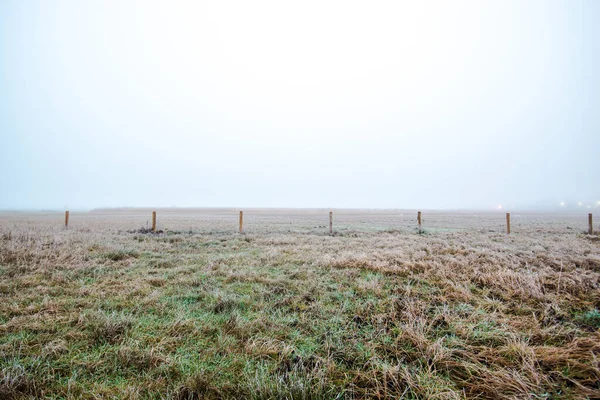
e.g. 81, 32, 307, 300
1, 209, 599, 399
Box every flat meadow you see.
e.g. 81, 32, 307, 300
1, 208, 599, 399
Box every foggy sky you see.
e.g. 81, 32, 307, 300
1, 0, 599, 211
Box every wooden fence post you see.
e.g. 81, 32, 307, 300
152, 211, 156, 232
589, 213, 593, 235
329, 211, 333, 235
239, 211, 243, 233
506, 213, 511, 234
65, 211, 69, 229
417, 211, 422, 233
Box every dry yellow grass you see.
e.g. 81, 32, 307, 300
1, 209, 599, 399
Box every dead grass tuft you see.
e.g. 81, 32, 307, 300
117, 346, 167, 372
81, 310, 133, 345
0, 363, 31, 400
173, 372, 230, 400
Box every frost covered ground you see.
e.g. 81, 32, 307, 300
1, 209, 599, 399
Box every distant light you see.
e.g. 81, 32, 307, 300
560, 202, 565, 206
497, 204, 502, 210
578, 202, 583, 206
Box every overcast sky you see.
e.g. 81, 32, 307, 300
1, 0, 598, 210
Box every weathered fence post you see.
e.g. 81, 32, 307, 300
152, 211, 157, 232
239, 211, 243, 233
329, 211, 333, 235
589, 213, 593, 235
506, 213, 511, 234
65, 211, 69, 229
417, 211, 422, 233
